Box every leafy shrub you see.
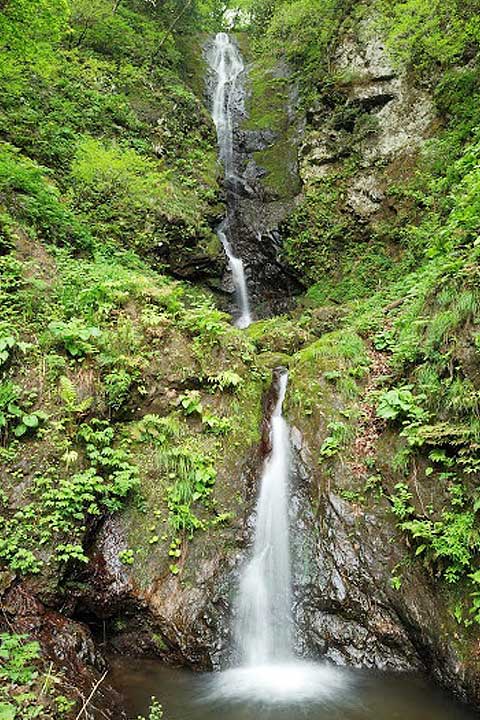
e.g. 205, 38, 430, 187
104, 368, 134, 409
70, 137, 208, 253
319, 421, 349, 458
158, 446, 217, 536
375, 0, 480, 74
0, 419, 139, 573
137, 698, 163, 720
178, 390, 203, 416
48, 318, 102, 357
0, 335, 16, 367
0, 632, 74, 719
0, 382, 47, 441
376, 386, 428, 422
207, 370, 244, 391
0, 146, 91, 249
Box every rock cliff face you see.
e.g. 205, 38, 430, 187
301, 19, 436, 220
289, 437, 480, 700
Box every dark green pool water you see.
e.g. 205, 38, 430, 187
109, 656, 477, 720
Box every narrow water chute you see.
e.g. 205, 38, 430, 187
206, 32, 252, 329
207, 369, 349, 703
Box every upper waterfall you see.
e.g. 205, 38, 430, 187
209, 31, 243, 184
206, 32, 252, 329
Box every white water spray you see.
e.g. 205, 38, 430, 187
236, 370, 292, 664
207, 32, 252, 329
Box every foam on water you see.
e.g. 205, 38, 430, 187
208, 661, 351, 705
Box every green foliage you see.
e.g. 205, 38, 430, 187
181, 303, 229, 344
70, 136, 212, 254
0, 632, 72, 719
48, 318, 102, 358
376, 386, 428, 423
0, 0, 68, 83
0, 634, 40, 685
134, 414, 181, 445
118, 548, 135, 565
0, 419, 139, 573
206, 370, 244, 391
319, 421, 349, 459
136, 697, 163, 720
160, 447, 217, 535
0, 382, 47, 442
389, 482, 415, 520
391, 477, 480, 585
58, 376, 92, 417
202, 412, 233, 436
240, 0, 349, 90
0, 145, 92, 250
104, 368, 134, 409
374, 0, 480, 75
0, 335, 16, 367
178, 390, 203, 417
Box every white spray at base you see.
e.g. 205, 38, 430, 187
207, 32, 252, 329
208, 369, 350, 704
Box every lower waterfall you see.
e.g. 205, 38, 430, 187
209, 369, 348, 703
235, 369, 292, 665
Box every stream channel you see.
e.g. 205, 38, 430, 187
105, 34, 476, 720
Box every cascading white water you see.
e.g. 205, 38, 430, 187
236, 370, 292, 665
210, 368, 349, 703
217, 223, 251, 330
207, 32, 252, 329
205, 37, 349, 706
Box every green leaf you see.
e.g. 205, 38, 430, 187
13, 423, 27, 437
22, 414, 39, 428
0, 702, 16, 720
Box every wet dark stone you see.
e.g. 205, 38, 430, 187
203, 36, 305, 320
0, 583, 126, 719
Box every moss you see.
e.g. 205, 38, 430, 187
176, 33, 211, 98
244, 57, 291, 134
253, 127, 302, 199
151, 633, 168, 652
247, 315, 312, 354
241, 42, 301, 200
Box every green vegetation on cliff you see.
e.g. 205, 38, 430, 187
243, 0, 480, 631
2, 0, 480, 715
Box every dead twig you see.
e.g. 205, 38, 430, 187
75, 670, 108, 720
150, 0, 194, 64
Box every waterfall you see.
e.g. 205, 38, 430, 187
206, 32, 252, 329
209, 367, 348, 703
236, 369, 292, 665
204, 37, 349, 706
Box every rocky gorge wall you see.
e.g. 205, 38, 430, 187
2, 3, 480, 717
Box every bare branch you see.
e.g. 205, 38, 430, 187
75, 670, 108, 720
150, 0, 194, 64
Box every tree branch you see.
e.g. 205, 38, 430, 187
75, 671, 108, 720
150, 0, 194, 64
